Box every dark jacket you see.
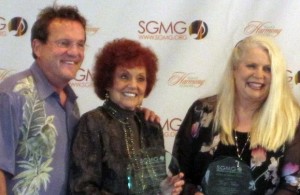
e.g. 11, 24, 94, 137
70, 100, 164, 194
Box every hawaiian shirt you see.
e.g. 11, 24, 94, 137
0, 63, 80, 195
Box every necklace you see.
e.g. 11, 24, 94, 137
104, 103, 141, 162
104, 100, 159, 192
234, 130, 250, 160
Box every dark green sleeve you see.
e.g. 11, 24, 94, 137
70, 111, 103, 195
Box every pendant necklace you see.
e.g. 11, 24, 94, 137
234, 130, 250, 160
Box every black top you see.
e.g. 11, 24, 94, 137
214, 131, 251, 164
70, 100, 164, 194
171, 96, 300, 195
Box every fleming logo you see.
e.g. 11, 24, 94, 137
244, 21, 282, 37
8, 17, 28, 36
168, 72, 205, 88
189, 20, 208, 40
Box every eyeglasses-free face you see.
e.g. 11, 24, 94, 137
107, 65, 147, 111
234, 46, 271, 105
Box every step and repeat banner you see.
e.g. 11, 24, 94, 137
1, 0, 300, 152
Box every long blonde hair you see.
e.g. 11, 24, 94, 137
214, 35, 300, 151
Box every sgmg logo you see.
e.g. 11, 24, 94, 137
0, 16, 28, 37
162, 117, 182, 137
137, 20, 208, 41
293, 70, 300, 85
70, 68, 93, 88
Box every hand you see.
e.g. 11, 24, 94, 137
195, 192, 204, 195
160, 172, 184, 195
139, 107, 160, 123
0, 170, 7, 195
170, 172, 185, 195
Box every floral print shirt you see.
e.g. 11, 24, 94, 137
0, 63, 79, 195
171, 96, 300, 195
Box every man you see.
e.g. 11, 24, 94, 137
0, 5, 86, 195
0, 5, 160, 195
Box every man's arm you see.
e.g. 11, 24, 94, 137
0, 92, 21, 195
0, 170, 7, 195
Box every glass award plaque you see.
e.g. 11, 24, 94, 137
126, 147, 180, 195
201, 156, 253, 195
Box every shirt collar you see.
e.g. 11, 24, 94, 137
29, 62, 77, 102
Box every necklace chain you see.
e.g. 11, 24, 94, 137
123, 122, 141, 169
104, 104, 141, 165
104, 101, 159, 191
104, 102, 147, 170
234, 130, 250, 160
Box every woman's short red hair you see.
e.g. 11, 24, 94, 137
93, 38, 158, 100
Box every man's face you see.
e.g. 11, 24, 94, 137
32, 18, 85, 89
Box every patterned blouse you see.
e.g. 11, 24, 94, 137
171, 96, 300, 195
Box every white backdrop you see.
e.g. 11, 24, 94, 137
1, 0, 300, 152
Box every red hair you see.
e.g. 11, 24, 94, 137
93, 38, 158, 100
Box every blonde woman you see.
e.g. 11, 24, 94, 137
171, 35, 300, 194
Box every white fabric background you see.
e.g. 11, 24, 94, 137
1, 0, 300, 152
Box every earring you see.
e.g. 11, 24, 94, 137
105, 92, 109, 100
136, 101, 142, 109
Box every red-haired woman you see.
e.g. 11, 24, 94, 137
70, 38, 184, 194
